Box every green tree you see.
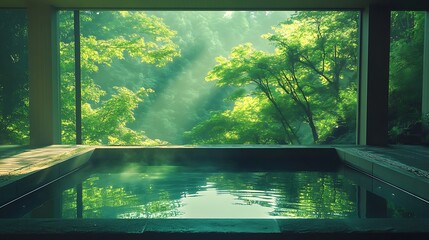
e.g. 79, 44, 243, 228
0, 10, 29, 144
388, 11, 425, 143
204, 44, 302, 144
133, 11, 284, 144
265, 11, 359, 142
185, 96, 288, 144
60, 11, 180, 144
189, 11, 359, 144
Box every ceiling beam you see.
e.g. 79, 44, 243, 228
0, 0, 428, 10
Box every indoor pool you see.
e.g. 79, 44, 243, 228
0, 147, 429, 240
1, 162, 428, 219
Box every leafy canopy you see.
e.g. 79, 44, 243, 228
60, 11, 180, 145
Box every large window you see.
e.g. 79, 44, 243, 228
388, 11, 425, 144
60, 11, 359, 145
0, 10, 29, 145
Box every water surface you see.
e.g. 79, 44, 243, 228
39, 165, 425, 219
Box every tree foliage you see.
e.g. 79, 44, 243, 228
2, 10, 425, 146
388, 11, 425, 144
0, 11, 29, 144
60, 11, 179, 145
185, 96, 287, 144
187, 11, 359, 144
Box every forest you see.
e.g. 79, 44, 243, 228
0, 10, 426, 145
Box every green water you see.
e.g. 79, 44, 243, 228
15, 166, 427, 219
59, 166, 360, 219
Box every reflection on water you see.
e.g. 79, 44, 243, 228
2, 165, 426, 219
60, 167, 359, 219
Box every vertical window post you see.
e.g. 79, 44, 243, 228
74, 10, 82, 144
358, 6, 391, 145
28, 4, 60, 146
423, 12, 429, 123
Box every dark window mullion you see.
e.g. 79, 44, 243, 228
74, 10, 82, 144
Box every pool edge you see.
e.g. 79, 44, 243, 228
336, 147, 429, 201
0, 219, 428, 239
0, 148, 94, 208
